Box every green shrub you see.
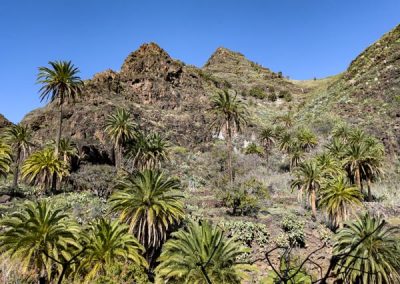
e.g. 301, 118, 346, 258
280, 214, 305, 247
249, 87, 266, 99
221, 178, 269, 216
244, 142, 264, 156
278, 90, 293, 102
69, 164, 117, 197
221, 220, 270, 249
93, 263, 150, 284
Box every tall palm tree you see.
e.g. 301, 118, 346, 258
333, 213, 400, 283
109, 170, 184, 262
260, 126, 276, 160
2, 124, 33, 188
127, 132, 169, 170
211, 90, 248, 184
319, 175, 363, 229
21, 148, 68, 194
105, 108, 136, 170
0, 200, 80, 283
0, 139, 12, 179
291, 159, 325, 218
342, 143, 375, 194
155, 220, 252, 284
37, 61, 83, 156
78, 218, 147, 282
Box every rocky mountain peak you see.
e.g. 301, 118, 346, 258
204, 47, 246, 68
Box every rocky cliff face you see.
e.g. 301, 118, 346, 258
22, 43, 219, 163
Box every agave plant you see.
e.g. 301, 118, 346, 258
333, 213, 400, 283
156, 220, 253, 283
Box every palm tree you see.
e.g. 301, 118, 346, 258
21, 147, 68, 194
260, 126, 276, 160
127, 132, 169, 170
109, 170, 184, 262
315, 152, 343, 178
0, 139, 12, 179
342, 143, 374, 194
296, 127, 318, 151
291, 159, 325, 218
288, 142, 305, 171
278, 131, 293, 154
333, 213, 400, 283
0, 200, 80, 283
37, 61, 83, 156
155, 220, 252, 284
319, 175, 363, 229
2, 124, 33, 189
78, 218, 147, 282
325, 137, 346, 158
58, 138, 78, 166
211, 90, 248, 184
105, 108, 136, 170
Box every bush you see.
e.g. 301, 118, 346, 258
268, 92, 277, 102
93, 263, 150, 284
249, 87, 266, 99
280, 214, 306, 247
221, 220, 270, 249
244, 142, 264, 156
221, 178, 269, 216
69, 164, 117, 197
278, 90, 292, 102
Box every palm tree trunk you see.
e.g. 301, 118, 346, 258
227, 122, 233, 184
311, 189, 317, 218
355, 168, 362, 192
367, 177, 372, 202
115, 143, 122, 170
12, 147, 21, 190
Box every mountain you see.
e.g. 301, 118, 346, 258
22, 43, 221, 163
299, 24, 400, 154
203, 47, 303, 96
20, 24, 400, 162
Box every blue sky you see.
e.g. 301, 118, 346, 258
0, 0, 399, 123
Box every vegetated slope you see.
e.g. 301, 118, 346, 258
0, 114, 12, 129
299, 24, 400, 154
203, 47, 304, 96
22, 43, 222, 163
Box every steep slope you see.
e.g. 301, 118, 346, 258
203, 47, 304, 96
22, 43, 220, 162
300, 25, 400, 154
0, 114, 12, 129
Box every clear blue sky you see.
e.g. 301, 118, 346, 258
1, 0, 399, 123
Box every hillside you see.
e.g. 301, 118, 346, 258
299, 24, 400, 154
0, 114, 12, 129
